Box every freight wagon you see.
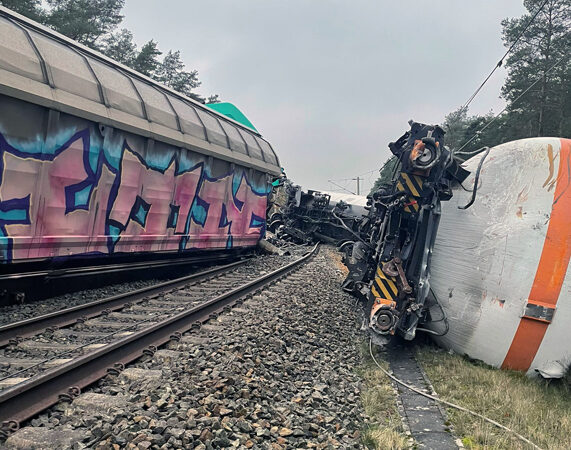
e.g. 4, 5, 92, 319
0, 6, 281, 275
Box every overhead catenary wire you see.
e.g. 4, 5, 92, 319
368, 339, 543, 450
459, 0, 550, 112
455, 54, 568, 154
327, 179, 356, 195
328, 169, 379, 183
355, 168, 379, 177
328, 167, 385, 196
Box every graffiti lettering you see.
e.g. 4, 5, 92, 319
0, 127, 268, 262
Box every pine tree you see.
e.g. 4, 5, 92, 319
0, 0, 44, 21
101, 28, 136, 65
44, 0, 124, 47
155, 50, 185, 85
155, 50, 202, 100
442, 108, 470, 152
170, 70, 201, 97
1, 0, 218, 103
501, 0, 570, 137
132, 40, 162, 77
369, 157, 399, 195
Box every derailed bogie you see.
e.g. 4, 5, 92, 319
343, 121, 468, 342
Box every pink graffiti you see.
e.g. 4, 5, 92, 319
109, 148, 201, 253
1, 136, 101, 259
186, 174, 267, 249
226, 177, 268, 247
0, 132, 268, 262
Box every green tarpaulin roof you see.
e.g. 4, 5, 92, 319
205, 102, 258, 132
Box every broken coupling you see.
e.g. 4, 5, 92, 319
370, 305, 398, 335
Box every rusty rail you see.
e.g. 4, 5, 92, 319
0, 244, 317, 432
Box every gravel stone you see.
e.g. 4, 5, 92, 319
72, 392, 128, 413
2, 248, 367, 449
119, 368, 162, 382
4, 427, 87, 449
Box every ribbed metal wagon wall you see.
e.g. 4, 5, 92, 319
0, 7, 281, 265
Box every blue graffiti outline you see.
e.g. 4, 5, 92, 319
179, 167, 237, 251
167, 204, 180, 229
0, 129, 97, 261
130, 195, 151, 228
0, 127, 269, 261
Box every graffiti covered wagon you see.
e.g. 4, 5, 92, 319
0, 6, 281, 273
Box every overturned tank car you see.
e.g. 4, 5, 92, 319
343, 121, 571, 378
429, 137, 571, 378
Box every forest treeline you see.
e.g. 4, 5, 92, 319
0, 0, 219, 103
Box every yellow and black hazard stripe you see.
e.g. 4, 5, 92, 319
396, 172, 425, 213
371, 264, 398, 305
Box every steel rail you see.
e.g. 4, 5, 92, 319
0, 252, 245, 282
0, 244, 317, 431
0, 259, 250, 347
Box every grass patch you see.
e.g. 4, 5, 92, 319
416, 345, 571, 450
358, 340, 411, 449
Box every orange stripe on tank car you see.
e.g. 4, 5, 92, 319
501, 138, 571, 371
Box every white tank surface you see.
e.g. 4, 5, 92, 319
429, 137, 571, 377
318, 190, 369, 217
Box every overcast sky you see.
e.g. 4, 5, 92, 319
123, 0, 526, 194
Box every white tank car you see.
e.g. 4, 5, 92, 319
429, 137, 571, 378
318, 191, 369, 217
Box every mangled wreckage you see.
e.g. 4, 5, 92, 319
341, 121, 469, 341
269, 121, 469, 341
270, 121, 571, 377
267, 180, 367, 244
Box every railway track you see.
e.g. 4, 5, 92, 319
0, 250, 251, 306
0, 245, 317, 437
0, 252, 241, 285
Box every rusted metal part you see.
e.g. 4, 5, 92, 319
0, 419, 18, 438
0, 245, 317, 428
385, 258, 412, 294
0, 259, 250, 347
